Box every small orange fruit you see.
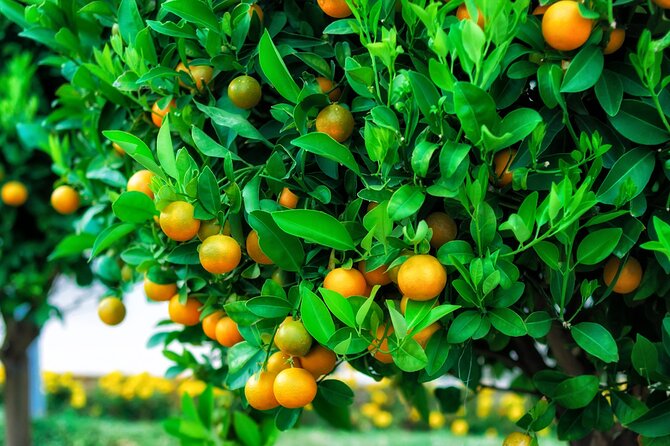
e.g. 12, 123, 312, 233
397, 254, 447, 300
202, 311, 224, 340
199, 235, 242, 274
216, 316, 244, 347
368, 325, 394, 364
267, 352, 300, 374
273, 368, 318, 408
542, 1, 594, 51
603, 28, 625, 55
323, 267, 368, 298
315, 104, 355, 142
127, 170, 155, 199
151, 99, 177, 127
51, 185, 80, 215
411, 322, 441, 348
228, 75, 262, 109
246, 230, 273, 265
168, 295, 202, 326
176, 62, 213, 92
278, 188, 299, 209
603, 256, 642, 294
160, 201, 200, 242
503, 432, 532, 446
456, 4, 485, 29
197, 219, 223, 241
493, 149, 516, 187
358, 261, 392, 287
317, 0, 352, 18
144, 277, 178, 302
245, 371, 279, 410
98, 297, 126, 326
1, 181, 28, 207
425, 212, 457, 250
316, 76, 341, 102
299, 344, 337, 378
275, 318, 313, 357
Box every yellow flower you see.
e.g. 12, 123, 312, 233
450, 419, 469, 436
485, 427, 498, 438
137, 386, 153, 400
428, 411, 445, 429
361, 402, 380, 418
371, 390, 388, 406
372, 410, 393, 428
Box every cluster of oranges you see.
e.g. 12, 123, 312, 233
245, 317, 337, 411
0, 180, 80, 215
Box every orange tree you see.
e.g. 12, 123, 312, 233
3, 0, 670, 445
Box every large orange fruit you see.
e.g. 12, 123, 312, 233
275, 318, 313, 357
358, 261, 392, 286
160, 201, 201, 242
127, 170, 155, 199
323, 267, 368, 298
316, 76, 341, 102
216, 316, 244, 347
503, 432, 532, 446
278, 187, 299, 208
246, 230, 273, 265
425, 212, 457, 250
542, 1, 594, 51
317, 0, 352, 18
228, 75, 262, 109
368, 325, 394, 363
315, 104, 355, 142
202, 311, 224, 340
51, 185, 80, 215
199, 235, 242, 274
151, 99, 176, 127
267, 351, 300, 374
603, 256, 642, 294
176, 62, 213, 92
245, 371, 279, 410
603, 28, 625, 55
168, 295, 202, 326
493, 149, 517, 187
273, 368, 318, 408
144, 276, 177, 302
397, 254, 447, 300
299, 344, 337, 378
456, 4, 485, 29
1, 181, 28, 207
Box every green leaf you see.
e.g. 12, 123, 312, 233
533, 241, 560, 270
259, 31, 300, 103
554, 375, 600, 409
453, 82, 499, 144
197, 167, 221, 215
317, 379, 354, 406
162, 0, 219, 31
291, 133, 360, 176
387, 185, 425, 221
631, 334, 659, 379
248, 210, 304, 272
488, 308, 526, 337
609, 100, 670, 145
560, 45, 604, 93
391, 337, 428, 372
321, 288, 356, 327
103, 130, 164, 178
112, 191, 157, 224
594, 70, 623, 117
197, 103, 267, 142
571, 322, 619, 363
233, 411, 261, 446
300, 286, 336, 345
596, 148, 656, 205
576, 228, 623, 265
118, 0, 144, 44
90, 223, 137, 258
49, 234, 96, 260
156, 116, 178, 179
437, 240, 475, 266
272, 210, 355, 251
537, 63, 564, 109
407, 71, 440, 125
526, 311, 553, 339
628, 399, 670, 438
247, 296, 292, 319
447, 311, 481, 344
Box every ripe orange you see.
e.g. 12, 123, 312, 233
603, 28, 625, 55
299, 344, 337, 378
144, 277, 177, 302
168, 295, 202, 326
198, 219, 223, 241
160, 201, 201, 242
267, 351, 300, 374
456, 4, 485, 29
368, 325, 394, 363
112, 142, 125, 156
199, 235, 242, 274
317, 0, 352, 18
397, 254, 447, 300
316, 104, 354, 143
358, 261, 391, 286
542, 1, 594, 51
323, 267, 368, 298
275, 318, 313, 357
278, 188, 299, 208
176, 62, 213, 92
249, 3, 264, 21
202, 311, 224, 340
603, 256, 642, 294
493, 149, 517, 187
228, 75, 262, 109
127, 170, 155, 199
246, 230, 273, 265
51, 185, 80, 215
1, 181, 28, 207
411, 322, 441, 348
425, 212, 457, 250
503, 432, 532, 446
216, 316, 244, 347
653, 0, 670, 7
316, 76, 341, 102
245, 371, 279, 410
98, 297, 126, 326
151, 99, 176, 127
273, 367, 318, 408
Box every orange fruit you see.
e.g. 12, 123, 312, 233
368, 325, 394, 363
144, 277, 178, 302
278, 187, 299, 208
388, 249, 414, 284
397, 254, 447, 300
316, 77, 342, 102
275, 318, 313, 357
1, 181, 28, 207
503, 432, 532, 446
411, 322, 441, 348
603, 28, 625, 55
603, 256, 642, 294
160, 201, 200, 242
249, 3, 264, 21
120, 264, 133, 282
127, 170, 155, 199
98, 297, 126, 326
228, 75, 262, 109
493, 149, 516, 187
199, 235, 242, 274
425, 212, 457, 250
245, 371, 279, 410
653, 0, 670, 7
299, 344, 337, 378
246, 230, 273, 265
532, 4, 549, 15
112, 142, 125, 156
317, 0, 352, 18
323, 267, 368, 298
168, 295, 202, 326
176, 62, 213, 92
216, 316, 244, 347
542, 1, 594, 51
151, 99, 176, 127
358, 261, 391, 286
51, 185, 80, 215
273, 368, 318, 408
198, 219, 223, 241
456, 4, 485, 29
202, 311, 224, 340
315, 104, 354, 143
400, 296, 409, 315
267, 352, 301, 374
